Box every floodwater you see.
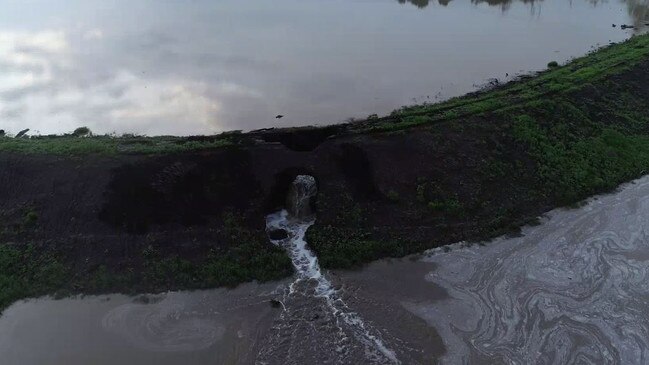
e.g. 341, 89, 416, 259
0, 0, 647, 136
4, 175, 649, 364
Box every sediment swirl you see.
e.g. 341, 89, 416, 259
408, 177, 649, 364
102, 294, 224, 352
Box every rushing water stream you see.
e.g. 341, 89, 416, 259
4, 175, 649, 364
262, 175, 399, 364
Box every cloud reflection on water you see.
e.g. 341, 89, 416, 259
0, 0, 643, 136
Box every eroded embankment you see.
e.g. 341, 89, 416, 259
2, 35, 649, 311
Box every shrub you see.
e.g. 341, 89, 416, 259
72, 127, 92, 137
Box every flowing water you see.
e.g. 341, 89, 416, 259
5, 175, 649, 363
261, 176, 399, 364
0, 0, 647, 135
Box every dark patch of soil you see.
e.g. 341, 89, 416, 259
268, 228, 289, 240
252, 125, 342, 151
99, 147, 262, 233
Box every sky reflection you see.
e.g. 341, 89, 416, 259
0, 0, 645, 136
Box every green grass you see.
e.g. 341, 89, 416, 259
511, 113, 649, 204
308, 226, 416, 268
363, 34, 649, 133
0, 212, 292, 314
0, 134, 233, 155
0, 244, 291, 314
0, 245, 68, 312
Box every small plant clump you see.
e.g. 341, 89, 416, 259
547, 61, 559, 68
23, 211, 38, 227
72, 127, 92, 137
386, 190, 400, 202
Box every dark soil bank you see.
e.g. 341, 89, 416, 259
2, 35, 649, 309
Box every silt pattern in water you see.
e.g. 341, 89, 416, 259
407, 176, 649, 364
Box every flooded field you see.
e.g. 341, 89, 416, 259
0, 0, 647, 135
3, 175, 649, 364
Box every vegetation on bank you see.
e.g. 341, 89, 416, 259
0, 245, 67, 312
3, 34, 649, 309
308, 34, 649, 269
0, 133, 234, 155
0, 213, 291, 313
357, 34, 649, 133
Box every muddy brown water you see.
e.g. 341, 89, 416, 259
3, 176, 649, 364
0, 0, 647, 136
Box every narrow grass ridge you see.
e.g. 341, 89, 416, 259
0, 134, 235, 155
359, 34, 649, 133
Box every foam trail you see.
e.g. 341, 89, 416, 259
260, 175, 399, 364
266, 211, 399, 364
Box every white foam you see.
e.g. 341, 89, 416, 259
266, 177, 400, 364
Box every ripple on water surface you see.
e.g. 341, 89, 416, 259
102, 294, 225, 352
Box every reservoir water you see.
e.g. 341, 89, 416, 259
0, 0, 647, 135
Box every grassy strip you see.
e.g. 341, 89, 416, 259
0, 134, 234, 155
510, 112, 649, 204
359, 34, 649, 133
0, 245, 287, 313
